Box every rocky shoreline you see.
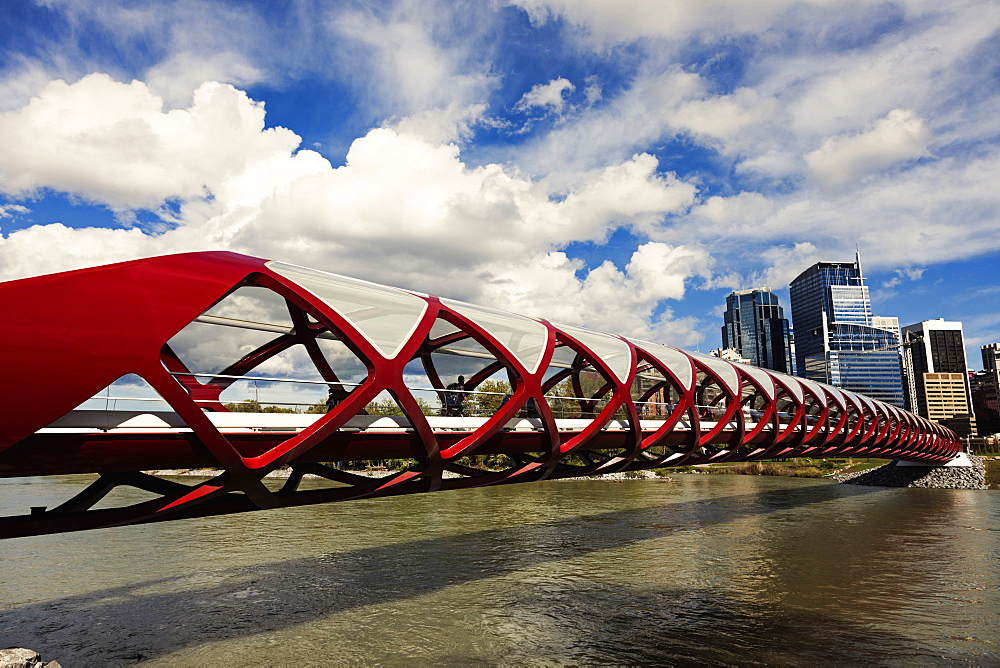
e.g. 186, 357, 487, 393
833, 455, 987, 489
0, 648, 60, 668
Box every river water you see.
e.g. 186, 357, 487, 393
1, 473, 998, 665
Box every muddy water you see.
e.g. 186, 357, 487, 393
1, 474, 998, 664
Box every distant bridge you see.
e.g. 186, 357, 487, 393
0, 252, 960, 538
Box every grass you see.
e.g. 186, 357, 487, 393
984, 459, 1000, 489
707, 461, 827, 478
701, 457, 888, 479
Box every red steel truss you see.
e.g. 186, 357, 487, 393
0, 252, 960, 538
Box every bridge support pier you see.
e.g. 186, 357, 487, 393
896, 452, 975, 467
835, 453, 987, 489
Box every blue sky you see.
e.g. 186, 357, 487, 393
1, 0, 999, 366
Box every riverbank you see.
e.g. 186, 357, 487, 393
145, 456, 998, 487
834, 454, 988, 489
0, 648, 60, 667
144, 467, 672, 482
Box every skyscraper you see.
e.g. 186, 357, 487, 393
788, 254, 906, 407
982, 342, 1000, 374
900, 319, 975, 435
720, 288, 793, 373
973, 343, 1000, 436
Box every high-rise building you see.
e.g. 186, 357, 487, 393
982, 343, 1000, 374
788, 254, 906, 408
900, 319, 976, 435
720, 288, 792, 373
972, 370, 1000, 436
972, 343, 1000, 436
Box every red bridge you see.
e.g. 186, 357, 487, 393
0, 252, 961, 538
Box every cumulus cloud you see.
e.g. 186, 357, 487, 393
0, 74, 707, 344
4, 0, 1000, 350
660, 145, 1000, 290
145, 51, 264, 108
516, 77, 576, 114
476, 243, 710, 345
0, 74, 305, 210
805, 109, 930, 188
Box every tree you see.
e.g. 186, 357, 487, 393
223, 400, 298, 413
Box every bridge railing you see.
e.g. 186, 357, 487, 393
59, 374, 835, 434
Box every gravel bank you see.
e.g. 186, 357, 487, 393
833, 455, 987, 489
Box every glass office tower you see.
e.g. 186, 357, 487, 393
721, 288, 793, 373
788, 254, 906, 408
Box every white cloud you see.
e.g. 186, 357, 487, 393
391, 103, 489, 145
476, 243, 709, 345
516, 77, 576, 114
510, 0, 841, 45
0, 203, 29, 219
882, 266, 926, 289
4, 0, 1000, 349
661, 146, 1000, 289
0, 75, 707, 345
805, 109, 930, 188
145, 51, 264, 108
0, 74, 304, 210
0, 62, 62, 113
330, 1, 496, 117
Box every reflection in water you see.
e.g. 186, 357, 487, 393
1, 475, 998, 664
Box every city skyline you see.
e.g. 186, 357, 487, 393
0, 1, 998, 368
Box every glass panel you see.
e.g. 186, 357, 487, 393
557, 323, 632, 382
797, 377, 825, 404
772, 372, 805, 403
737, 363, 776, 400
816, 381, 846, 409
628, 340, 694, 390
689, 352, 741, 395
168, 320, 280, 376
435, 335, 504, 361
204, 285, 293, 328
856, 394, 878, 414
71, 374, 175, 416
429, 319, 462, 340
267, 261, 428, 359
548, 344, 580, 368
441, 299, 549, 374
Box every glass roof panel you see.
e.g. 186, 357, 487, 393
429, 319, 462, 340
441, 299, 549, 374
737, 364, 776, 400
688, 352, 741, 395
267, 261, 428, 359
557, 324, 632, 382
797, 377, 825, 404
856, 394, 878, 413
816, 382, 846, 409
627, 340, 694, 389
772, 373, 804, 403
548, 344, 580, 368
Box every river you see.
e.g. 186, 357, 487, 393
1, 473, 998, 665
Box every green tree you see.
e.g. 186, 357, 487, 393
224, 400, 298, 413
467, 379, 511, 417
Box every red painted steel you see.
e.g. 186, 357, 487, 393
0, 252, 962, 538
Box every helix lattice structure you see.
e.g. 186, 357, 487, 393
0, 252, 960, 538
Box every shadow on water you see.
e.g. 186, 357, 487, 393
0, 480, 993, 664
